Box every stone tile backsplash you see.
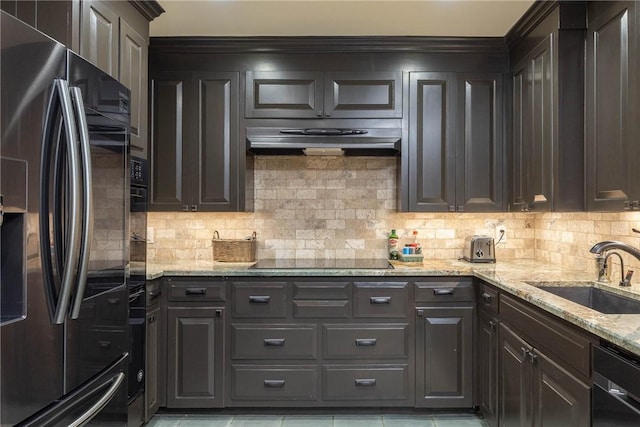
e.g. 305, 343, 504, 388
147, 156, 640, 276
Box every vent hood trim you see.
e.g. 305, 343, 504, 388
246, 127, 401, 156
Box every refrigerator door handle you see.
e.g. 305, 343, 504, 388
68, 86, 93, 319
53, 79, 83, 324
39, 79, 82, 324
67, 372, 124, 427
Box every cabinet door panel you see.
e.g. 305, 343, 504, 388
408, 72, 456, 212
324, 72, 402, 118
456, 74, 503, 212
477, 311, 499, 427
81, 0, 118, 78
167, 307, 224, 408
149, 74, 190, 210
416, 306, 473, 408
511, 67, 528, 211
193, 72, 239, 211
246, 71, 322, 118
144, 307, 160, 421
527, 36, 553, 212
119, 18, 148, 157
499, 323, 533, 427
533, 350, 590, 427
586, 1, 637, 210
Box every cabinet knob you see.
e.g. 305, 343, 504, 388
191, 205, 198, 212
182, 205, 189, 211
417, 309, 425, 317
488, 320, 497, 331
215, 309, 222, 317
482, 292, 493, 304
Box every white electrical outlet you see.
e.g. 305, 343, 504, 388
495, 224, 507, 244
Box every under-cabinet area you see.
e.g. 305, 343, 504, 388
144, 272, 616, 427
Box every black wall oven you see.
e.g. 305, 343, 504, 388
128, 156, 147, 404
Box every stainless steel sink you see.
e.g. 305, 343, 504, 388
526, 282, 640, 314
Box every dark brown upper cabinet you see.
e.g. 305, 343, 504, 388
150, 71, 242, 212
81, 0, 119, 78
246, 71, 402, 119
507, 2, 585, 212
405, 72, 503, 212
586, 1, 639, 211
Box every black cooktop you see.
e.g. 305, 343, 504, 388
250, 259, 393, 270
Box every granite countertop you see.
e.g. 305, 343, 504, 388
147, 258, 640, 356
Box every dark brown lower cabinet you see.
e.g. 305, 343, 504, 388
477, 309, 499, 427
499, 323, 590, 427
144, 306, 160, 421
415, 306, 473, 408
167, 306, 225, 408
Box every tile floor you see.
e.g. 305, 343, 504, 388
146, 413, 488, 427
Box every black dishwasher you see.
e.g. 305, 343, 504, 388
593, 344, 640, 426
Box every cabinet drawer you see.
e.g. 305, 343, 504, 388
415, 279, 474, 303
500, 295, 594, 377
477, 282, 499, 314
231, 365, 318, 400
167, 279, 226, 302
323, 324, 408, 359
231, 324, 317, 359
293, 281, 350, 300
293, 300, 350, 318
353, 282, 408, 318
323, 365, 409, 400
232, 282, 288, 318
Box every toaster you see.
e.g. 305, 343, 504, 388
463, 235, 496, 263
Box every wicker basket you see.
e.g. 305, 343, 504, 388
212, 231, 257, 262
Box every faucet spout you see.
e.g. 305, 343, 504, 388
590, 241, 640, 261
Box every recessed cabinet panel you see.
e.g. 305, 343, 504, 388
457, 74, 503, 212
408, 72, 456, 212
528, 40, 553, 211
167, 307, 224, 408
150, 76, 188, 209
246, 71, 322, 118
195, 73, 239, 211
416, 306, 473, 408
119, 19, 147, 157
81, 0, 118, 78
324, 72, 402, 118
587, 1, 637, 210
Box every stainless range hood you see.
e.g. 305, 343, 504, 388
246, 127, 401, 156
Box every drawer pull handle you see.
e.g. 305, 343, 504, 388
264, 338, 285, 347
433, 288, 455, 296
249, 295, 270, 304
482, 292, 493, 303
264, 379, 285, 388
356, 338, 377, 347
98, 340, 112, 349
355, 379, 376, 387
185, 288, 206, 295
370, 296, 391, 304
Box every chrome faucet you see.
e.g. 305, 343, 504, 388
590, 241, 639, 286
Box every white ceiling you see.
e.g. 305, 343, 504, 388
151, 0, 535, 37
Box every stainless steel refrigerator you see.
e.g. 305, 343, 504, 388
1, 11, 130, 426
